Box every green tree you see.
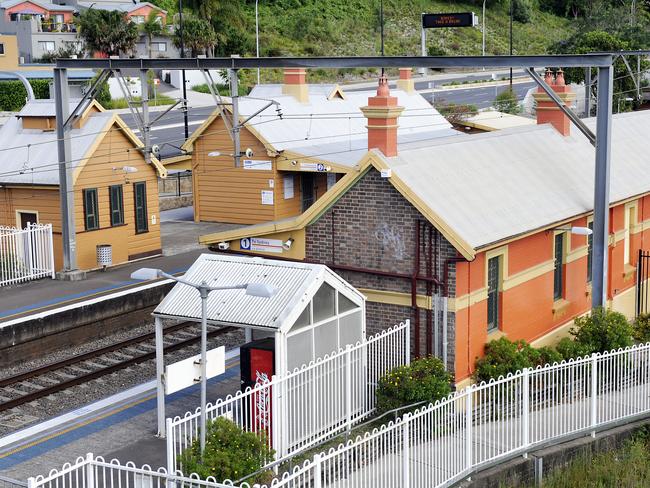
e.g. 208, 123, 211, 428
140, 10, 165, 59
89, 73, 111, 108
494, 88, 521, 114
185, 0, 250, 56
76, 9, 138, 57
569, 307, 633, 354
512, 0, 533, 23
553, 30, 647, 112
173, 16, 217, 56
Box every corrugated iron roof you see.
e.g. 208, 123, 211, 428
381, 110, 650, 250
239, 85, 457, 167
154, 254, 362, 329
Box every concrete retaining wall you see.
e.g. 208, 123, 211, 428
462, 417, 650, 487
0, 282, 174, 366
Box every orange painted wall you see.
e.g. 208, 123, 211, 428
454, 202, 650, 382
127, 5, 166, 23
4, 2, 73, 22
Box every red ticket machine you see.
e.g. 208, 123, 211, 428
240, 338, 275, 443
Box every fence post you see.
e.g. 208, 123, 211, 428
166, 418, 174, 474
271, 374, 280, 461
47, 224, 55, 279
522, 368, 530, 456
466, 388, 473, 473
591, 354, 598, 437
26, 225, 33, 276
27, 478, 37, 488
345, 344, 352, 431
405, 319, 411, 366
313, 453, 322, 488
402, 413, 411, 488
85, 453, 95, 488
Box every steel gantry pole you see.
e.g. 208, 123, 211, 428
230, 68, 241, 168
592, 65, 614, 309
54, 68, 77, 273
140, 69, 151, 165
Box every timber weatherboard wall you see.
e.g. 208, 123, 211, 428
0, 119, 161, 271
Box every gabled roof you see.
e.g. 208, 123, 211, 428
0, 0, 75, 11
0, 99, 166, 185
76, 1, 165, 14
153, 253, 364, 330
200, 110, 650, 260
183, 83, 460, 169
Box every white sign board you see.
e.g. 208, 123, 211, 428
283, 175, 294, 199
261, 190, 274, 205
300, 162, 327, 172
243, 159, 272, 171
165, 346, 225, 395
240, 237, 283, 253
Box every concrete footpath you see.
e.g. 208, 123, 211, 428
0, 355, 242, 480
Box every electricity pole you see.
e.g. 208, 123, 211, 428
509, 0, 513, 88
178, 0, 189, 140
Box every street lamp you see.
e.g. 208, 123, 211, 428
178, 0, 189, 140
482, 0, 486, 57
130, 267, 277, 454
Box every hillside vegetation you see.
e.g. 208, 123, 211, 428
154, 0, 573, 58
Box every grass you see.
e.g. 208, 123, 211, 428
104, 94, 176, 109
513, 430, 650, 487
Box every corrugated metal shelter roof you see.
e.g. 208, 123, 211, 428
380, 110, 650, 250
153, 253, 363, 330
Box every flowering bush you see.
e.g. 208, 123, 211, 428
569, 307, 633, 354
178, 417, 274, 483
474, 337, 562, 383
376, 356, 452, 414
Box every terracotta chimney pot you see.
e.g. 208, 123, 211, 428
360, 76, 405, 157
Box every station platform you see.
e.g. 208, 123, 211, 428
0, 352, 242, 481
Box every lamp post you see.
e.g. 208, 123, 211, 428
255, 0, 260, 85
131, 267, 277, 453
509, 0, 513, 88
178, 0, 189, 139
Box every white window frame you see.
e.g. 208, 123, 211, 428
39, 41, 56, 52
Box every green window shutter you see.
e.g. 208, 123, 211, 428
83, 188, 99, 231
109, 185, 124, 226
134, 182, 148, 233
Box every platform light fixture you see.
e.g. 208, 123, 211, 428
552, 226, 593, 236
130, 266, 277, 453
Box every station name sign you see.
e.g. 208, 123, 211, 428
422, 12, 478, 29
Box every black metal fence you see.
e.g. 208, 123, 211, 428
158, 171, 192, 197
636, 249, 650, 317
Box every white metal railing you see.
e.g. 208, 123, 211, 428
263, 341, 650, 488
167, 321, 411, 473
27, 342, 650, 488
0, 223, 55, 287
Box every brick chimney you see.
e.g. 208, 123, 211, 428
360, 74, 405, 157
396, 68, 415, 93
282, 68, 308, 103
533, 68, 576, 136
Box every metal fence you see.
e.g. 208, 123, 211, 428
159, 172, 192, 197
0, 223, 55, 287
28, 342, 650, 488
0, 474, 27, 488
167, 321, 411, 473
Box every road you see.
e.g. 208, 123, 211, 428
120, 70, 536, 160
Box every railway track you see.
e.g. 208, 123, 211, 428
0, 323, 235, 413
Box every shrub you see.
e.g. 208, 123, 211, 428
569, 307, 633, 354
474, 337, 561, 383
178, 417, 274, 483
512, 0, 533, 23
556, 337, 593, 360
0, 79, 51, 111
435, 102, 479, 124
494, 89, 521, 114
632, 313, 650, 343
376, 356, 452, 414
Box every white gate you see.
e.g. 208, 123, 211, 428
0, 223, 55, 286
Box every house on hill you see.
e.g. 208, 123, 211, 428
0, 99, 166, 270
200, 73, 650, 386
183, 68, 461, 225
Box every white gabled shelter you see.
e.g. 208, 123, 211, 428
153, 253, 366, 376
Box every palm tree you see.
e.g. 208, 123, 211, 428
77, 9, 138, 57
140, 10, 165, 59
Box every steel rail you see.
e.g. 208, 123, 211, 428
0, 326, 235, 413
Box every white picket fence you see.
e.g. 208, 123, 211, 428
167, 322, 411, 473
28, 342, 650, 488
0, 224, 55, 287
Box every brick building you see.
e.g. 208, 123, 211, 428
200, 72, 650, 386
